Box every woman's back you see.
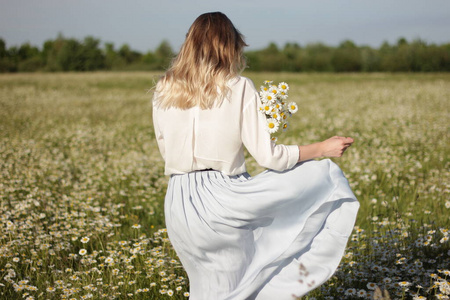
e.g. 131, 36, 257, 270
153, 76, 299, 176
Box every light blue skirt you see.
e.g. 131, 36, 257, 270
165, 159, 359, 300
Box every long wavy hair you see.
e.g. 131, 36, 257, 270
154, 12, 248, 109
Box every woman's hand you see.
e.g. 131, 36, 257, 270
319, 136, 354, 158
298, 136, 354, 162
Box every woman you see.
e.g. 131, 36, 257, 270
152, 12, 359, 300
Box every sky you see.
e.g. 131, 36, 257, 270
1, 0, 449, 53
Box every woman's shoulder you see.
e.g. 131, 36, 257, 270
226, 76, 260, 110
229, 76, 258, 91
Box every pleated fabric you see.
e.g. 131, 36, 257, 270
164, 159, 359, 300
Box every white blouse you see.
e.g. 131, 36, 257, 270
152, 76, 299, 176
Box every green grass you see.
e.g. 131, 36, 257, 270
0, 72, 448, 299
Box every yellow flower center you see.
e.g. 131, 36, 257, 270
291, 105, 296, 110
281, 85, 286, 89
267, 96, 272, 100
264, 106, 270, 111
268, 123, 275, 129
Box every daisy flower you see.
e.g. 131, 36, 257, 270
70, 275, 80, 281
266, 118, 279, 134
345, 288, 356, 296
278, 82, 289, 93
105, 257, 114, 264
398, 281, 412, 287
79, 249, 87, 256
260, 91, 276, 103
80, 236, 90, 244
279, 91, 288, 100
357, 289, 367, 297
268, 86, 280, 97
282, 122, 289, 132
439, 269, 450, 275
271, 112, 281, 121
262, 103, 272, 115
260, 85, 269, 93
288, 102, 298, 114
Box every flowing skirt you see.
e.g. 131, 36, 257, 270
164, 159, 359, 300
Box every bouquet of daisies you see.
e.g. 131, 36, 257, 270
259, 80, 298, 137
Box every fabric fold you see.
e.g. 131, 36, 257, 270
165, 159, 359, 300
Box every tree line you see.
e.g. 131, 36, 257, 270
1, 35, 449, 72
0, 34, 173, 72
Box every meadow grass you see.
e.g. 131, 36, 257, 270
0, 72, 448, 299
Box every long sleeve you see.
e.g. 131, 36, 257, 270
240, 79, 299, 171
152, 105, 166, 160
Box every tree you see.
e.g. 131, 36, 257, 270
0, 38, 16, 72
282, 43, 302, 72
141, 51, 157, 67
44, 35, 66, 71
80, 36, 105, 71
154, 40, 174, 70
104, 42, 124, 69
301, 43, 333, 72
0, 38, 7, 58
257, 42, 284, 71
361, 46, 381, 72
118, 44, 141, 65
331, 40, 362, 72
16, 43, 43, 71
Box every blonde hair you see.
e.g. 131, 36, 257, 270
154, 12, 247, 109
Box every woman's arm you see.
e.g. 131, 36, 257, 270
298, 136, 354, 162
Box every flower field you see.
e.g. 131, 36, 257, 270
0, 72, 449, 299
